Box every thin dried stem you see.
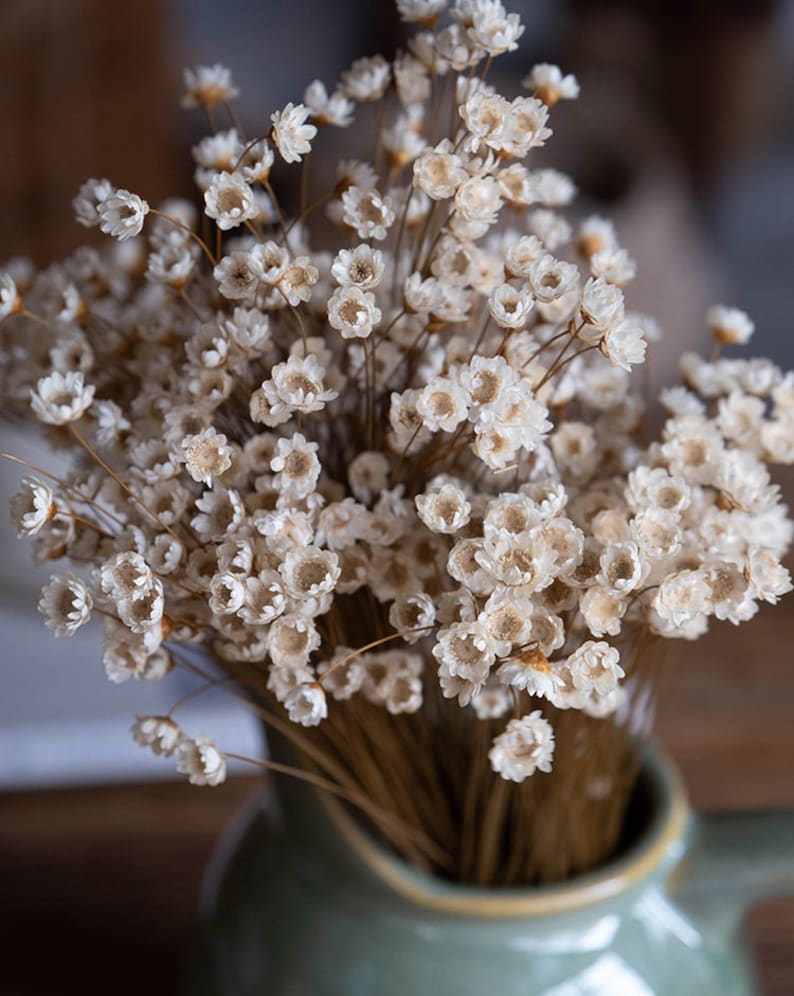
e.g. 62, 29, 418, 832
0, 452, 127, 530
68, 424, 184, 543
149, 209, 217, 266
318, 626, 435, 686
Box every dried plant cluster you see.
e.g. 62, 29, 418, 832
2, 0, 793, 884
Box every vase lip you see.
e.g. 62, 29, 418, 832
320, 745, 689, 918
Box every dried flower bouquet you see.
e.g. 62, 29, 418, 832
3, 0, 792, 886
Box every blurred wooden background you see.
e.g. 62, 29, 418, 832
0, 0, 179, 265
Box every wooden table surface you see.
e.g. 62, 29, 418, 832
1, 600, 793, 995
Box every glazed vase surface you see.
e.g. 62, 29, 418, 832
188, 748, 794, 995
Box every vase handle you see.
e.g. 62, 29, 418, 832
674, 810, 794, 931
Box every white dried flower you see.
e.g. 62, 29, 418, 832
10, 477, 57, 536
496, 647, 564, 700
397, 0, 446, 23
417, 376, 468, 433
182, 64, 239, 109
523, 63, 580, 105
348, 451, 390, 505
601, 318, 647, 371
331, 245, 385, 290
527, 254, 579, 303
98, 188, 149, 241
204, 172, 257, 231
469, 2, 525, 56
253, 354, 338, 425
213, 250, 260, 302
566, 641, 624, 699
181, 427, 233, 486
209, 572, 246, 615
707, 305, 754, 346
381, 668, 424, 714
654, 570, 711, 629
72, 178, 114, 228
100, 551, 154, 600
433, 621, 495, 706
413, 142, 468, 200
551, 421, 598, 479
327, 286, 382, 339
271, 102, 317, 163
30, 371, 95, 425
268, 613, 321, 668
340, 55, 391, 102
597, 541, 648, 595
240, 139, 275, 185
117, 578, 164, 634
746, 547, 792, 604
454, 176, 502, 229
591, 246, 636, 286
38, 574, 93, 636
579, 276, 625, 339
279, 255, 319, 306
388, 592, 436, 642
131, 715, 183, 757
580, 586, 626, 638
488, 283, 534, 330
317, 647, 365, 701
285, 682, 328, 726
504, 235, 545, 279
703, 561, 754, 624
471, 682, 512, 720
415, 482, 471, 534
177, 735, 227, 786
504, 97, 551, 157
270, 432, 321, 498
240, 571, 286, 625
304, 80, 355, 127
280, 546, 340, 600
341, 186, 395, 241
489, 712, 555, 782
191, 486, 245, 541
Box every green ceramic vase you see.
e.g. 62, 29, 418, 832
189, 747, 794, 995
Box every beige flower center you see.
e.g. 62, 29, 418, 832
295, 559, 328, 591
428, 391, 455, 417
450, 634, 482, 667
490, 606, 523, 642
279, 626, 308, 655
217, 187, 246, 214
472, 370, 500, 405
435, 495, 460, 524
350, 260, 374, 284
283, 373, 318, 396
339, 299, 366, 325
284, 450, 312, 478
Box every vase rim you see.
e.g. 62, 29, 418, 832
320, 745, 689, 918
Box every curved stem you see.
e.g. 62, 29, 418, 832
222, 750, 450, 866
68, 424, 184, 543
168, 673, 235, 718
68, 511, 114, 539
21, 308, 51, 328
318, 626, 434, 687
149, 210, 217, 266
264, 180, 291, 245
0, 452, 127, 529
223, 100, 245, 138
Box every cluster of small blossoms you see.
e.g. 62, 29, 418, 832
2, 0, 792, 788
131, 715, 226, 786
